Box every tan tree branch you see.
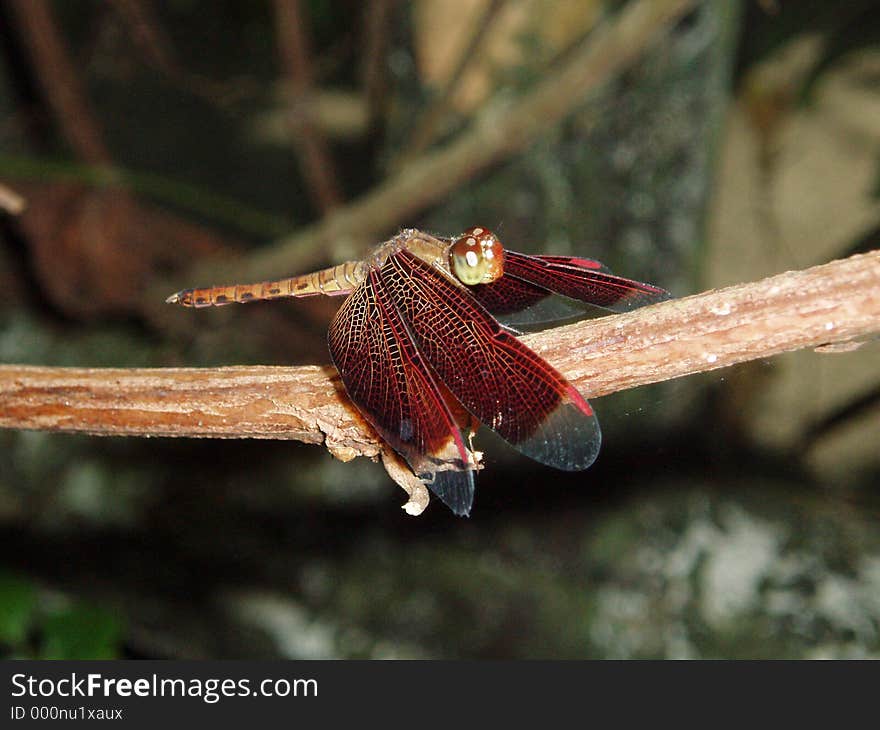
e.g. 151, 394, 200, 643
2, 251, 879, 512
3, 249, 879, 441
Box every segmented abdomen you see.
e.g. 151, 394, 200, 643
166, 261, 365, 307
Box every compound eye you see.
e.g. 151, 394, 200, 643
450, 227, 504, 285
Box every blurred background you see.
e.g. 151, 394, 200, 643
0, 0, 878, 659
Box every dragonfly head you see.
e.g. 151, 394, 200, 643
449, 227, 505, 286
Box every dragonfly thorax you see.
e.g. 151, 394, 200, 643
449, 227, 505, 286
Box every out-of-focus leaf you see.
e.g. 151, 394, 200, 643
843, 218, 880, 258
39, 605, 123, 660
800, 6, 880, 102
0, 571, 37, 647
736, 0, 877, 80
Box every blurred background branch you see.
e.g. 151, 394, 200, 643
272, 0, 343, 214
0, 182, 25, 214
9, 0, 113, 166
216, 0, 701, 281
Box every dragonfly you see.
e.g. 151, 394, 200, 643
167, 227, 670, 516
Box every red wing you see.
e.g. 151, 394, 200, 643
470, 250, 671, 318
382, 250, 601, 471
328, 273, 475, 516
467, 270, 556, 315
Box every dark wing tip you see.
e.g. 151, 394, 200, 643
610, 283, 673, 312
642, 285, 674, 303
425, 469, 475, 517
